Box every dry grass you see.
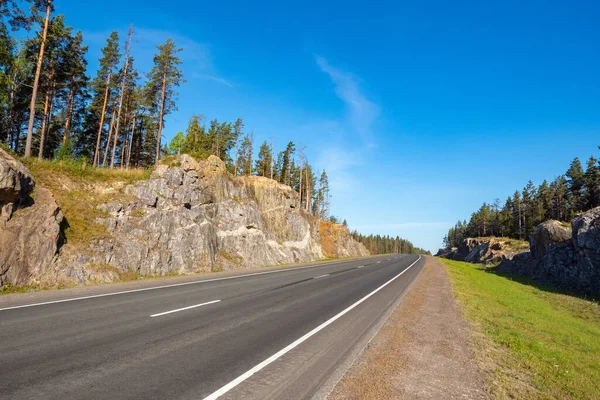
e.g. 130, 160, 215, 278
20, 158, 151, 246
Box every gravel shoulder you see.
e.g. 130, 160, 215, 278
328, 256, 487, 400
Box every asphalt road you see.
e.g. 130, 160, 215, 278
0, 254, 424, 400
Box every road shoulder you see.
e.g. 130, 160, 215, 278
329, 256, 486, 399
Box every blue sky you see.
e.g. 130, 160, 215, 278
55, 0, 600, 252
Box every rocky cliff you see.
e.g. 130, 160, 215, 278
437, 208, 600, 295
435, 237, 529, 264
498, 208, 600, 295
0, 152, 369, 287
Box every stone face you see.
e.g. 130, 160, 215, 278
496, 207, 600, 295
0, 148, 34, 222
530, 220, 571, 259
441, 237, 524, 264
0, 188, 64, 286
55, 155, 367, 283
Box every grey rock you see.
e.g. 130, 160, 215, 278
0, 187, 64, 286
0, 148, 34, 221
530, 220, 571, 259
56, 155, 367, 282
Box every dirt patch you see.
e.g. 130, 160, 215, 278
329, 256, 487, 399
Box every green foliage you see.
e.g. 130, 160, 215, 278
351, 231, 430, 255
168, 131, 185, 155
445, 147, 600, 248
441, 258, 600, 399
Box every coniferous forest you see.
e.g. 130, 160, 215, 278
0, 1, 425, 254
444, 147, 600, 248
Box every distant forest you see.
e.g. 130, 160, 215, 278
351, 232, 431, 255
0, 1, 424, 255
444, 147, 600, 248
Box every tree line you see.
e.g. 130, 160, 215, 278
165, 115, 334, 219
0, 1, 183, 167
350, 232, 431, 255
444, 147, 600, 248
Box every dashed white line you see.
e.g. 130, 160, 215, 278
377, 261, 381, 264
357, 265, 364, 269
0, 258, 366, 312
202, 255, 422, 400
314, 274, 330, 279
150, 300, 220, 318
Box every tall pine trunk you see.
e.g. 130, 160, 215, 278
125, 115, 136, 169
111, 29, 132, 168
102, 109, 116, 167
93, 73, 111, 167
37, 87, 51, 159
62, 77, 76, 145
155, 72, 167, 166
25, 1, 51, 157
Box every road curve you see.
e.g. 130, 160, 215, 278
0, 254, 424, 399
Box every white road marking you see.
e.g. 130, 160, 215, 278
150, 300, 220, 318
0, 258, 373, 312
357, 265, 364, 269
314, 274, 330, 279
202, 255, 422, 400
377, 261, 381, 264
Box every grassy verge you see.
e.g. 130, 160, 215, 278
20, 158, 151, 245
440, 258, 600, 399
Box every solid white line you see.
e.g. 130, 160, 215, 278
202, 255, 422, 400
150, 300, 220, 318
314, 274, 330, 279
0, 259, 368, 312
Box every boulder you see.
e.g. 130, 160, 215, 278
530, 220, 571, 259
571, 207, 600, 293
0, 148, 34, 222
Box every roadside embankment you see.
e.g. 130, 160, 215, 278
330, 256, 486, 399
441, 258, 600, 399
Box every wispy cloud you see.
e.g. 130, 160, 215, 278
313, 56, 381, 195
191, 73, 235, 88
315, 55, 380, 146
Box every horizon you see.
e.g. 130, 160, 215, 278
46, 1, 600, 251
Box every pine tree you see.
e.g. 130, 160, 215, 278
60, 30, 88, 148
566, 157, 585, 213
110, 25, 133, 168
24, 0, 53, 157
280, 141, 295, 186
91, 31, 120, 166
254, 140, 273, 177
235, 134, 253, 176
147, 38, 184, 165
583, 156, 600, 209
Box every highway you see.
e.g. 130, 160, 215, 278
0, 254, 424, 399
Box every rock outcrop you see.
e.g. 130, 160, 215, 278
6, 154, 366, 287
498, 208, 600, 295
320, 220, 369, 259
0, 149, 65, 286
0, 148, 34, 222
438, 237, 528, 264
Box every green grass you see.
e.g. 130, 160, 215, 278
440, 258, 600, 399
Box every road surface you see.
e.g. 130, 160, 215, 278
0, 254, 424, 399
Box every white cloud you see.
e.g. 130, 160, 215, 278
315, 55, 380, 145
313, 56, 381, 195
